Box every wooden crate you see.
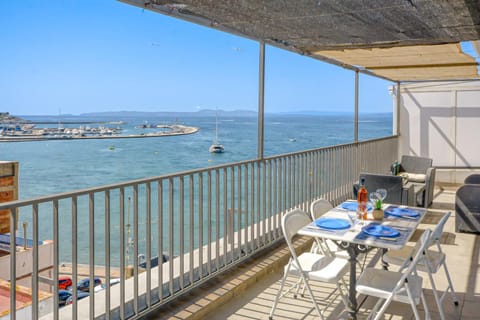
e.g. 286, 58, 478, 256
0, 161, 18, 234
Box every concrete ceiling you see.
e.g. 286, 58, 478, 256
119, 0, 480, 81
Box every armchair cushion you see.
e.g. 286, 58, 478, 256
401, 173, 426, 183
398, 155, 435, 208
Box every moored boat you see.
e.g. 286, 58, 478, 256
209, 111, 224, 153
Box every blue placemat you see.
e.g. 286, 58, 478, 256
341, 202, 372, 211
384, 206, 420, 218
315, 217, 351, 230
361, 223, 400, 238
355, 226, 410, 243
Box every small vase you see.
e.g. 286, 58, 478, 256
372, 209, 384, 220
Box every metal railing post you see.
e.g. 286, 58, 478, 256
9, 209, 16, 320
354, 70, 359, 142
258, 41, 265, 159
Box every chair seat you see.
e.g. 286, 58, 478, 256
384, 246, 446, 273
357, 268, 424, 305
288, 252, 349, 283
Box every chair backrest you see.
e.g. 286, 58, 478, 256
280, 209, 312, 277
400, 155, 433, 174
359, 173, 403, 205
397, 229, 432, 283
455, 184, 480, 232
429, 212, 451, 247
282, 208, 311, 246
464, 174, 480, 184
456, 184, 480, 212
381, 229, 432, 310
310, 198, 333, 221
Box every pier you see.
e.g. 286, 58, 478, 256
0, 124, 199, 142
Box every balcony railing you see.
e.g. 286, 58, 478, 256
1, 136, 398, 319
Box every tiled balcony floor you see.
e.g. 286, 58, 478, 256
152, 185, 480, 320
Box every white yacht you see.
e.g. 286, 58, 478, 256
209, 142, 224, 153
209, 111, 224, 153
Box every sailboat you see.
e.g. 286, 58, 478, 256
209, 111, 224, 153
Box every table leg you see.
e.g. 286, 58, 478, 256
347, 245, 358, 320
381, 248, 389, 270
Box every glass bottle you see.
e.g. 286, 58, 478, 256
393, 160, 399, 175
357, 178, 368, 220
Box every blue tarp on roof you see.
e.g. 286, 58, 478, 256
0, 233, 43, 249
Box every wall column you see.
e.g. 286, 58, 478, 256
394, 81, 401, 136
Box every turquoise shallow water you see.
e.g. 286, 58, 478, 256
1, 112, 392, 265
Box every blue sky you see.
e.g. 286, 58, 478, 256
1, 1, 394, 115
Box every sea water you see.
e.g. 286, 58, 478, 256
0, 112, 392, 265
2, 112, 392, 198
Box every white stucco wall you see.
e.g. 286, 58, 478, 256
0, 297, 54, 320
0, 240, 54, 292
398, 80, 480, 183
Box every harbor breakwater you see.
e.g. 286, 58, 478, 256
0, 124, 199, 142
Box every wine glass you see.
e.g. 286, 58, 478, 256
376, 188, 388, 202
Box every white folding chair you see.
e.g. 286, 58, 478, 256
310, 199, 367, 265
309, 199, 345, 256
383, 212, 458, 320
269, 208, 350, 320
356, 229, 433, 320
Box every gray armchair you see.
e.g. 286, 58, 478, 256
354, 173, 414, 206
398, 155, 436, 208
464, 174, 480, 184
455, 184, 480, 233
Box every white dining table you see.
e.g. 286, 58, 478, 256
297, 200, 427, 320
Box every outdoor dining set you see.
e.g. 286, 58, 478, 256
268, 155, 470, 320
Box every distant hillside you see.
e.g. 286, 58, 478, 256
278, 110, 393, 116
14, 109, 393, 119
0, 112, 30, 123
79, 109, 258, 118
